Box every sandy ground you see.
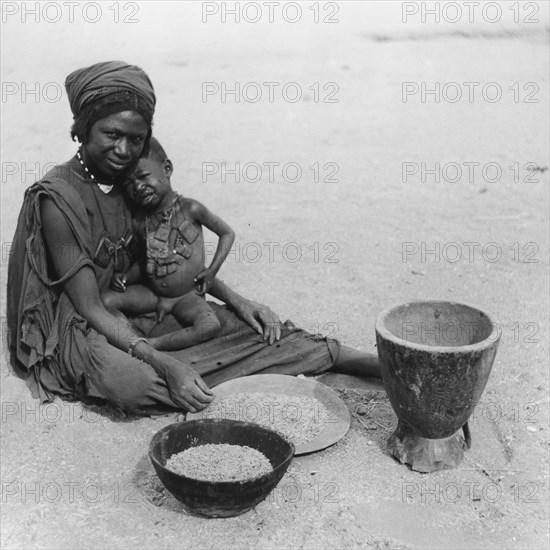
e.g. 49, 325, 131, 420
1, 1, 549, 549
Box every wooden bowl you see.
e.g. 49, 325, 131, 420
375, 300, 501, 471
149, 419, 294, 517
375, 300, 500, 438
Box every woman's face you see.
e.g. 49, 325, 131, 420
83, 111, 149, 180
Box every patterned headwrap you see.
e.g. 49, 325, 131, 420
65, 61, 156, 142
65, 60, 156, 117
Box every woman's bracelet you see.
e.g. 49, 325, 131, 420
128, 337, 148, 357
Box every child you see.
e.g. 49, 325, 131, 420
101, 138, 235, 351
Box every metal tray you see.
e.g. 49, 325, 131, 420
187, 374, 351, 455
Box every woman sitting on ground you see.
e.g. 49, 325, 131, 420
7, 60, 380, 416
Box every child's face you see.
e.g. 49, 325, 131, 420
123, 156, 172, 209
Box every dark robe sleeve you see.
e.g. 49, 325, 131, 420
7, 178, 94, 381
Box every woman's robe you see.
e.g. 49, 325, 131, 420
7, 159, 339, 413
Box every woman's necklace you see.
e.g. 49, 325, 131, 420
76, 148, 114, 194
77, 149, 131, 271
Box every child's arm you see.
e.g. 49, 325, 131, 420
186, 199, 235, 294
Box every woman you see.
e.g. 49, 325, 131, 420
7, 61, 379, 416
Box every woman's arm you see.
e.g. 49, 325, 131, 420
40, 197, 213, 411
41, 197, 143, 351
208, 277, 282, 345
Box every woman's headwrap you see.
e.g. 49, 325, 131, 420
66, 60, 156, 117
65, 61, 156, 142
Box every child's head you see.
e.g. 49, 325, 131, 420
123, 137, 174, 209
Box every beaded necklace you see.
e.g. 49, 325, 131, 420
76, 148, 114, 194
76, 149, 131, 270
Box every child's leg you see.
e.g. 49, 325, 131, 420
147, 293, 221, 351
101, 285, 159, 318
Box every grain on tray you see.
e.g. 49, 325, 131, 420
165, 444, 272, 482
203, 392, 331, 445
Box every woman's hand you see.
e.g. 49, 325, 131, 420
232, 297, 282, 345
152, 351, 214, 412
207, 277, 283, 345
